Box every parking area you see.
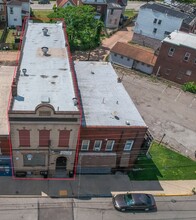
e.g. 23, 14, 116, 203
114, 66, 196, 160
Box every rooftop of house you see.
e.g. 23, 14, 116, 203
163, 30, 196, 49
140, 2, 195, 24
111, 42, 157, 66
107, 2, 122, 9
0, 66, 15, 135
56, 0, 77, 7
11, 21, 79, 113
74, 61, 147, 127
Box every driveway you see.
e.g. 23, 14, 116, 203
114, 66, 196, 160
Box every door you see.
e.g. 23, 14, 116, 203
56, 157, 67, 170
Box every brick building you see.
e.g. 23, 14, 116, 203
7, 20, 150, 179
154, 31, 196, 84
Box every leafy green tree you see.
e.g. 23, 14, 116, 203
48, 6, 104, 51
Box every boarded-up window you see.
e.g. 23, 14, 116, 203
19, 130, 30, 147
39, 130, 50, 147
23, 153, 45, 166
58, 130, 70, 147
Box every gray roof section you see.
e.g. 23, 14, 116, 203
141, 3, 194, 22
107, 2, 122, 9
74, 61, 147, 127
12, 22, 78, 112
82, 0, 107, 5
163, 30, 196, 49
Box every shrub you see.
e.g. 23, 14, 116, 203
182, 81, 196, 94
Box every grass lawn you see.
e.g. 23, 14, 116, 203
124, 9, 137, 18
129, 142, 196, 180
5, 30, 15, 43
32, 10, 52, 21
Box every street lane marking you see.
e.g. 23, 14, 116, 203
174, 91, 182, 102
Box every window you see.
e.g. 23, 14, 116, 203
184, 52, 191, 62
153, 18, 157, 23
114, 53, 117, 57
158, 20, 162, 25
81, 140, 90, 151
164, 31, 171, 36
153, 28, 157, 33
23, 153, 45, 167
165, 69, 171, 75
39, 130, 50, 147
58, 130, 70, 147
19, 130, 30, 147
105, 140, 115, 151
114, 19, 117, 25
93, 140, 102, 151
124, 140, 134, 151
97, 6, 101, 12
10, 7, 13, 14
186, 70, 192, 76
194, 58, 196, 64
127, 58, 130, 61
121, 55, 123, 59
168, 47, 175, 56
111, 9, 114, 15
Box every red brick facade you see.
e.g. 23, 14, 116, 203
154, 42, 196, 84
79, 126, 148, 171
0, 136, 10, 155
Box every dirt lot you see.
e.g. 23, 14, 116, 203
0, 51, 18, 65
114, 65, 196, 160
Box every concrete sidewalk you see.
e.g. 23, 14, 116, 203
0, 174, 195, 198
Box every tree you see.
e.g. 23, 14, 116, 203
48, 6, 104, 51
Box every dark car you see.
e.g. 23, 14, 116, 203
113, 193, 157, 212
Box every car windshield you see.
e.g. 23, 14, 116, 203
124, 194, 135, 206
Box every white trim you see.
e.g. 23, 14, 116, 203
93, 140, 102, 151
124, 140, 134, 151
81, 140, 90, 151
105, 140, 114, 151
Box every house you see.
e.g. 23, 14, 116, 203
133, 2, 196, 50
74, 61, 149, 174
8, 19, 150, 178
7, 0, 30, 27
56, 0, 77, 8
79, 0, 127, 29
109, 42, 157, 74
153, 30, 196, 84
0, 0, 6, 23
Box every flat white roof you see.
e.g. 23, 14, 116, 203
163, 30, 196, 49
74, 61, 147, 127
0, 66, 15, 135
12, 21, 78, 112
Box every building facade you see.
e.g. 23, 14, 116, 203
7, 0, 30, 27
153, 31, 196, 84
133, 2, 196, 50
0, 0, 6, 22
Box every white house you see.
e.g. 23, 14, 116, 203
7, 0, 30, 27
110, 42, 157, 75
133, 2, 196, 49
105, 3, 122, 28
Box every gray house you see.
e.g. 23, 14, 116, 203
109, 42, 157, 74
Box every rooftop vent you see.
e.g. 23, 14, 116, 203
42, 27, 48, 36
126, 121, 130, 125
41, 47, 49, 56
22, 68, 28, 76
91, 71, 95, 74
72, 97, 78, 106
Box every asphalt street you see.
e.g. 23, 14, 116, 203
0, 196, 196, 220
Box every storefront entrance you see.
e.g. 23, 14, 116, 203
55, 157, 67, 178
